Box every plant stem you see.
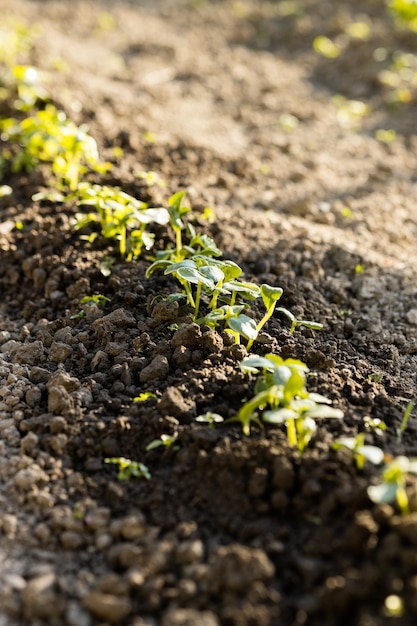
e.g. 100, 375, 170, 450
194, 282, 202, 320
287, 417, 298, 449
175, 227, 182, 259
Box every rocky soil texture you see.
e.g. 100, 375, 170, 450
1, 1, 417, 625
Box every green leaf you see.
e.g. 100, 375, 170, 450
134, 392, 157, 402
198, 265, 224, 284
176, 266, 215, 289
227, 315, 258, 340
358, 445, 384, 465
304, 405, 344, 419
367, 482, 398, 505
164, 259, 196, 275
260, 284, 283, 310
240, 355, 278, 373
263, 408, 298, 424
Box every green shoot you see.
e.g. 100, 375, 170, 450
167, 190, 191, 260
80, 294, 110, 308
70, 293, 110, 319
195, 412, 224, 429
1, 105, 109, 189
230, 354, 343, 445
275, 306, 324, 335
134, 392, 157, 402
364, 416, 387, 436
368, 455, 417, 515
71, 183, 169, 260
105, 457, 151, 481
332, 434, 384, 470
146, 433, 179, 451
397, 400, 415, 442
246, 284, 283, 350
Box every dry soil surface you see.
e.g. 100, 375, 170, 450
1, 1, 417, 626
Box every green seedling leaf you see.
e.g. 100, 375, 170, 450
105, 457, 151, 481
397, 400, 415, 442
334, 437, 384, 466
227, 314, 258, 341
367, 482, 399, 505
195, 412, 224, 428
264, 408, 298, 424
304, 405, 344, 419
235, 352, 343, 448
99, 256, 115, 276
240, 354, 279, 373
198, 264, 224, 284
134, 392, 157, 402
80, 294, 110, 308
260, 284, 283, 310
146, 433, 179, 451
367, 455, 417, 514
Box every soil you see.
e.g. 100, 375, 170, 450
1, 1, 417, 625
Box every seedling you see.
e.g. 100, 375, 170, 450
105, 457, 151, 481
274, 306, 324, 335
99, 256, 115, 277
167, 190, 191, 260
146, 433, 179, 451
80, 294, 110, 307
195, 412, 224, 429
245, 284, 283, 350
70, 293, 110, 319
71, 183, 169, 260
397, 400, 415, 442
367, 455, 417, 515
164, 258, 224, 319
364, 416, 387, 436
1, 105, 109, 189
231, 354, 343, 447
332, 434, 384, 470
134, 392, 157, 402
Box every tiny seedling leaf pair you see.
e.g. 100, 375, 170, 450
232, 354, 343, 449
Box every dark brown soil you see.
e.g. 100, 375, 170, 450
1, 1, 417, 625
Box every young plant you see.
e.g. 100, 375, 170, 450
1, 105, 109, 189
245, 284, 283, 351
195, 412, 224, 429
274, 306, 324, 335
71, 183, 169, 260
167, 190, 191, 260
70, 293, 110, 319
105, 457, 151, 481
368, 455, 417, 515
146, 433, 179, 451
134, 392, 157, 402
332, 434, 384, 470
397, 400, 415, 442
231, 354, 343, 448
364, 416, 387, 436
